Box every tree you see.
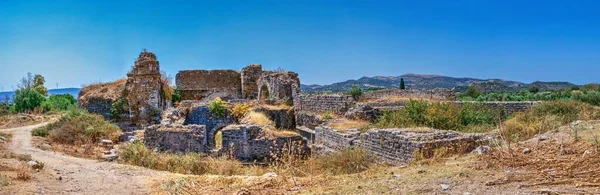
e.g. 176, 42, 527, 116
528, 85, 540, 93
12, 89, 45, 112
33, 74, 47, 96
346, 85, 363, 101
465, 86, 481, 98
399, 78, 406, 89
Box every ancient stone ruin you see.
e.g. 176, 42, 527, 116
79, 49, 535, 164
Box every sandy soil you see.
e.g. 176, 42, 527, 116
0, 123, 174, 195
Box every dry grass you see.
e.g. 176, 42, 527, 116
78, 78, 127, 105
260, 104, 292, 110
326, 119, 370, 132
263, 128, 300, 138
241, 111, 272, 126
14, 166, 31, 181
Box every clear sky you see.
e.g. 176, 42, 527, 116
0, 0, 599, 91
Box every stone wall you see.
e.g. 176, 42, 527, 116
315, 126, 486, 164
363, 89, 456, 101
295, 94, 355, 114
176, 70, 242, 100
144, 124, 207, 153
241, 64, 263, 99
221, 125, 310, 161
184, 105, 235, 148
79, 97, 113, 119
294, 111, 324, 129
455, 101, 539, 116
254, 107, 296, 129
124, 50, 165, 125
257, 71, 301, 104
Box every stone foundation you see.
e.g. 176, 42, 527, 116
255, 107, 296, 129
221, 125, 310, 161
144, 124, 207, 153
315, 126, 486, 164
363, 88, 456, 100
295, 94, 355, 114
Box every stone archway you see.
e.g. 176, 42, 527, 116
207, 124, 227, 150
259, 85, 270, 102
212, 126, 224, 150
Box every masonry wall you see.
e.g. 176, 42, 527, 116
221, 125, 310, 161
363, 89, 456, 100
295, 95, 355, 114
184, 105, 235, 148
455, 101, 539, 116
255, 107, 296, 129
241, 64, 263, 99
79, 97, 113, 119
144, 124, 207, 153
295, 111, 324, 129
315, 126, 486, 164
176, 70, 242, 100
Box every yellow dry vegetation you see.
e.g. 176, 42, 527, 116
326, 118, 370, 131
241, 111, 272, 126
78, 78, 127, 105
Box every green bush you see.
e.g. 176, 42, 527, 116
208, 97, 227, 117
110, 98, 128, 120
373, 100, 503, 133
31, 127, 49, 137
40, 94, 77, 112
37, 109, 121, 144
12, 89, 46, 112
0, 103, 11, 116
571, 91, 600, 106
346, 85, 363, 101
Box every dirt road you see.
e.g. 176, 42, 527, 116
1, 123, 173, 195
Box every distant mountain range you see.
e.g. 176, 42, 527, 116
0, 88, 81, 103
300, 74, 577, 93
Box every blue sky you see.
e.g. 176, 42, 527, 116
0, 0, 599, 91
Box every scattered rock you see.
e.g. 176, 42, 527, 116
440, 184, 450, 191
236, 188, 250, 195
463, 193, 472, 195
58, 176, 63, 181
538, 135, 550, 141
472, 146, 490, 155
27, 160, 38, 167
101, 154, 118, 162
0, 136, 7, 141
101, 139, 113, 144
523, 148, 531, 154
393, 174, 402, 179
262, 172, 278, 177
582, 150, 591, 158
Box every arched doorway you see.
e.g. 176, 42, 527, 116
259, 85, 270, 103
211, 126, 225, 150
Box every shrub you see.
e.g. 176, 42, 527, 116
119, 141, 243, 175
31, 127, 49, 137
572, 91, 600, 106
502, 101, 600, 142
110, 98, 127, 120
208, 97, 227, 117
40, 94, 77, 112
373, 100, 503, 133
12, 89, 45, 113
0, 103, 11, 116
528, 85, 540, 93
346, 85, 363, 101
321, 111, 333, 120
230, 103, 250, 120
465, 86, 481, 98
40, 109, 121, 144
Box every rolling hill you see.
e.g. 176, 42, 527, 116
300, 74, 577, 93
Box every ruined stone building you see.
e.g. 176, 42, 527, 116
123, 50, 167, 125
176, 64, 301, 105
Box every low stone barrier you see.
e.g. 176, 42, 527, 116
222, 125, 310, 161
144, 124, 207, 153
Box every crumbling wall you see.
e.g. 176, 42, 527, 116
221, 125, 310, 161
241, 64, 263, 99
295, 111, 324, 129
144, 124, 207, 153
176, 70, 242, 100
363, 89, 456, 100
455, 101, 538, 116
78, 79, 127, 119
183, 105, 235, 148
315, 126, 486, 164
124, 50, 164, 125
257, 71, 301, 104
254, 107, 296, 129
295, 94, 355, 114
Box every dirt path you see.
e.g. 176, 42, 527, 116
1, 124, 174, 195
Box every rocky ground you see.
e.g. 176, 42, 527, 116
0, 123, 176, 195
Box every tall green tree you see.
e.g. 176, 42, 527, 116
33, 74, 47, 96
399, 78, 406, 89
346, 85, 363, 101
465, 86, 481, 98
